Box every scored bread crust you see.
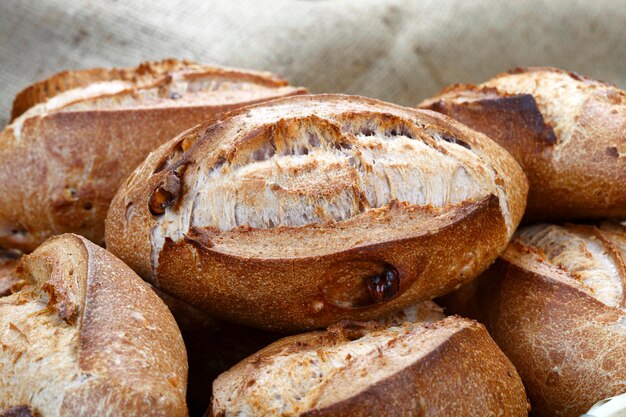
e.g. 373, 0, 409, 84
441, 222, 626, 417
0, 59, 306, 252
209, 316, 529, 417
0, 234, 188, 417
419, 66, 626, 221
105, 94, 527, 331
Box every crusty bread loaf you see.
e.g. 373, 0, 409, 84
419, 67, 626, 221
209, 314, 529, 417
159, 287, 444, 417
441, 222, 626, 417
0, 59, 306, 252
0, 234, 188, 417
105, 94, 528, 331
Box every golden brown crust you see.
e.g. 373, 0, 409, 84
106, 94, 527, 331
419, 66, 626, 221
442, 224, 626, 417
0, 60, 306, 252
209, 316, 528, 417
0, 234, 188, 417
10, 59, 290, 120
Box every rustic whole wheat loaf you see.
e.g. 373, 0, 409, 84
106, 94, 527, 331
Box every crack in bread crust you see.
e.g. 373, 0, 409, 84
516, 222, 626, 308
150, 99, 515, 273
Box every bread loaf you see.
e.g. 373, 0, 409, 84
0, 59, 306, 252
419, 67, 626, 221
0, 234, 188, 417
105, 94, 528, 331
209, 314, 529, 416
441, 222, 626, 417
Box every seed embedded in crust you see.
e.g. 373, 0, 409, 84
367, 265, 400, 302
149, 174, 181, 216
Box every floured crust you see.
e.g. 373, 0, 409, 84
419, 66, 626, 221
0, 234, 188, 417
209, 316, 528, 417
0, 59, 306, 252
106, 94, 527, 331
442, 221, 626, 417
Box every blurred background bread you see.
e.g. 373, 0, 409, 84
0, 60, 304, 252
419, 67, 626, 221
441, 222, 626, 417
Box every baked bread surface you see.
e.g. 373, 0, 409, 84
106, 94, 527, 330
442, 222, 626, 417
419, 67, 626, 221
0, 234, 188, 417
209, 315, 528, 417
0, 59, 306, 251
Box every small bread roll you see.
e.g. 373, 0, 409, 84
419, 67, 626, 221
210, 313, 529, 417
0, 234, 188, 417
441, 221, 626, 417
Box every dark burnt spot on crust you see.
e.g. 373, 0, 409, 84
0, 405, 38, 417
367, 265, 400, 303
461, 94, 557, 146
440, 133, 472, 150
149, 173, 181, 216
567, 71, 586, 82
606, 146, 619, 158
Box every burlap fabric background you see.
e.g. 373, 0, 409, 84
0, 0, 625, 127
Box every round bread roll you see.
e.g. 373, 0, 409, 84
105, 94, 527, 331
441, 222, 626, 417
0, 234, 188, 417
419, 67, 626, 222
209, 314, 529, 417
0, 59, 306, 252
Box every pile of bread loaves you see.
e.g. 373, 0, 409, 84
0, 60, 624, 417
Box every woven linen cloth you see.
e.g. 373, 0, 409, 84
0, 0, 624, 126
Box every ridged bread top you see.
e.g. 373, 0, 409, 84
7, 59, 300, 141
110, 95, 526, 276
210, 315, 528, 417
514, 222, 626, 309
